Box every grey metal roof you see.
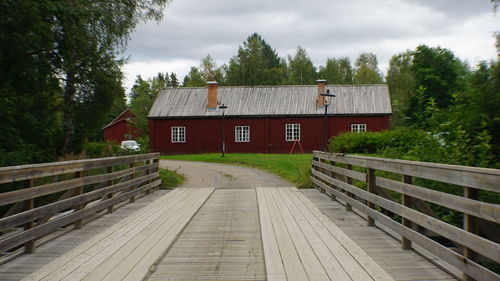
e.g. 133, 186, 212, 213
148, 84, 392, 118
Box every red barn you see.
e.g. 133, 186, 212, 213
103, 109, 141, 143
148, 80, 391, 154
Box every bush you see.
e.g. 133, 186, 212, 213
159, 168, 184, 189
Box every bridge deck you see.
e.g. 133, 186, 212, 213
0, 187, 456, 281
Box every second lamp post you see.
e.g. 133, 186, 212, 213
219, 104, 228, 157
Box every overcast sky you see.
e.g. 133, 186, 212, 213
122, 0, 498, 92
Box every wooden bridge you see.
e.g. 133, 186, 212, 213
0, 152, 498, 281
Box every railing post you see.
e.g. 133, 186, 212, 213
463, 186, 479, 281
366, 168, 376, 226
345, 164, 353, 211
74, 171, 84, 229
129, 162, 136, 203
107, 166, 114, 213
145, 160, 152, 195
153, 158, 160, 191
401, 175, 412, 250
328, 160, 336, 201
23, 179, 35, 254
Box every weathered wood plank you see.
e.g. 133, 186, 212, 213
259, 188, 309, 281
376, 176, 499, 223
0, 163, 157, 207
268, 188, 330, 280
256, 188, 287, 281
311, 177, 499, 281
0, 179, 160, 253
312, 168, 500, 263
288, 187, 394, 281
273, 188, 352, 280
0, 172, 159, 232
21, 188, 190, 281
314, 151, 500, 192
0, 153, 159, 184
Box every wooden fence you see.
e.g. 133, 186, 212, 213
0, 153, 160, 262
311, 151, 499, 281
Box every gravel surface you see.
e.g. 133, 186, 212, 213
159, 160, 293, 188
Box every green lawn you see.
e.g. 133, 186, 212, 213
161, 153, 313, 188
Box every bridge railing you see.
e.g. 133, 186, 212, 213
311, 151, 499, 281
0, 153, 160, 261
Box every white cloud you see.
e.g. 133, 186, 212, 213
121, 0, 499, 92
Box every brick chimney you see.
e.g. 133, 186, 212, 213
207, 81, 218, 110
316, 79, 327, 107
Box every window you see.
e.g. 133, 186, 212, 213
171, 126, 186, 143
285, 124, 300, 141
351, 124, 367, 133
235, 126, 250, 142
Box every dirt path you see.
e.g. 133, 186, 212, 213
159, 160, 292, 188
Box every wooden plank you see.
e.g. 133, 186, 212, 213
22, 188, 186, 281
256, 188, 287, 281
314, 151, 500, 192
119, 188, 214, 281
312, 169, 500, 263
312, 160, 365, 182
0, 162, 157, 207
311, 177, 500, 281
376, 176, 499, 223
273, 188, 352, 280
260, 188, 309, 281
268, 188, 330, 280
0, 179, 160, 253
0, 172, 159, 232
0, 153, 158, 184
73, 189, 211, 281
287, 187, 394, 281
401, 175, 412, 250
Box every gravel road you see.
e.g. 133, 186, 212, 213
159, 160, 293, 188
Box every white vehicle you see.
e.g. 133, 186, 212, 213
120, 140, 140, 151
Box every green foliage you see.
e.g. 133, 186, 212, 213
224, 33, 287, 86
386, 51, 415, 128
159, 168, 184, 189
353, 53, 383, 84
161, 153, 313, 188
287, 46, 317, 84
183, 67, 205, 87
129, 73, 172, 134
318, 57, 353, 84
0, 0, 170, 166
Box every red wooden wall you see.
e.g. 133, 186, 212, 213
103, 111, 141, 143
149, 115, 389, 154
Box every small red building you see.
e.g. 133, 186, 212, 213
103, 109, 141, 143
148, 80, 391, 154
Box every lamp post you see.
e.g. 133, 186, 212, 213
320, 89, 336, 152
219, 104, 228, 157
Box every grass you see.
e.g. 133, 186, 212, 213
161, 153, 313, 188
159, 168, 185, 189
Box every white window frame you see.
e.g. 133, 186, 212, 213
171, 126, 186, 143
235, 126, 250, 143
351, 124, 367, 133
285, 124, 300, 141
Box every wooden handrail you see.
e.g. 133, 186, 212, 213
0, 153, 161, 257
311, 151, 500, 281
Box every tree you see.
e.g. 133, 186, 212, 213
169, 73, 179, 87
183, 67, 205, 87
287, 46, 317, 84
353, 53, 383, 84
0, 0, 171, 163
318, 57, 353, 84
129, 73, 168, 134
407, 45, 463, 126
225, 33, 287, 86
386, 51, 415, 127
199, 55, 224, 83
